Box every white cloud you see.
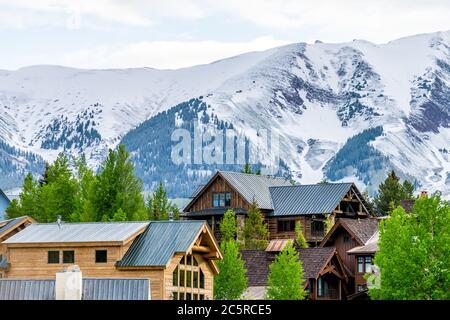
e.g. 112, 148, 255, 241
59, 36, 290, 69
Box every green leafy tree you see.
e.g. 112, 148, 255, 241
220, 209, 237, 242
214, 240, 247, 299
240, 199, 269, 249
17, 173, 41, 219
111, 208, 127, 222
369, 194, 450, 300
266, 241, 307, 300
71, 155, 97, 222
5, 199, 22, 219
38, 153, 79, 222
92, 144, 146, 221
374, 170, 415, 215
295, 221, 308, 248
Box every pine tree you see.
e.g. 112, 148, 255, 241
214, 240, 248, 299
146, 181, 179, 220
266, 241, 307, 300
92, 145, 146, 221
374, 170, 415, 215
241, 163, 253, 174
369, 194, 450, 300
240, 199, 269, 249
220, 209, 237, 242
295, 221, 308, 248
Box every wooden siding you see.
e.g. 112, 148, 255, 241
323, 227, 358, 274
187, 175, 250, 212
267, 215, 328, 243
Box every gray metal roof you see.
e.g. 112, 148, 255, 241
0, 278, 150, 300
117, 220, 205, 268
269, 183, 354, 216
3, 221, 149, 244
218, 171, 293, 210
0, 216, 29, 237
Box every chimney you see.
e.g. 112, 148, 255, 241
56, 215, 62, 229
169, 212, 174, 221
420, 190, 428, 198
55, 265, 82, 300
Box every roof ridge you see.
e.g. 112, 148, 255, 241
270, 182, 353, 188
32, 221, 149, 225
219, 170, 289, 179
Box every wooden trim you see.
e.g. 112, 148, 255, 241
5, 241, 125, 248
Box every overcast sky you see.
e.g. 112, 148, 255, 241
1, 0, 450, 70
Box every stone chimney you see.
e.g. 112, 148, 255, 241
55, 265, 82, 300
420, 190, 428, 198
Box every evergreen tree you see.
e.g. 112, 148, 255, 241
369, 194, 450, 300
5, 199, 21, 219
402, 180, 415, 199
241, 163, 253, 174
295, 221, 308, 248
92, 145, 146, 221
147, 181, 180, 220
71, 155, 96, 222
266, 241, 307, 300
220, 209, 237, 242
214, 240, 247, 299
240, 199, 269, 249
374, 170, 415, 215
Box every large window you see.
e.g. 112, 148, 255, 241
95, 250, 108, 263
357, 255, 373, 273
212, 192, 232, 207
63, 251, 75, 264
317, 277, 324, 297
277, 220, 296, 232
311, 221, 325, 237
172, 254, 207, 300
48, 251, 60, 264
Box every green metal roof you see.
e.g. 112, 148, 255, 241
269, 183, 354, 216
117, 220, 205, 268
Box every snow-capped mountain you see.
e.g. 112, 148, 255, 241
1, 30, 450, 197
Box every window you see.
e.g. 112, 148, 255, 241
173, 267, 179, 286
277, 220, 296, 232
172, 254, 208, 300
357, 255, 373, 273
365, 256, 372, 273
48, 251, 60, 264
311, 221, 325, 237
309, 279, 315, 295
357, 256, 364, 273
63, 251, 75, 264
95, 250, 108, 263
212, 192, 232, 207
317, 277, 324, 297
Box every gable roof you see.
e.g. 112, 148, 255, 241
320, 218, 379, 247
184, 171, 293, 211
0, 278, 150, 300
117, 220, 217, 268
3, 221, 149, 244
347, 231, 379, 255
241, 247, 342, 287
298, 247, 337, 279
269, 183, 354, 216
0, 216, 35, 240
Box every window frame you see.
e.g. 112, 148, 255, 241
62, 250, 75, 264
95, 250, 108, 263
48, 251, 60, 264
311, 220, 325, 237
212, 192, 232, 208
277, 219, 296, 232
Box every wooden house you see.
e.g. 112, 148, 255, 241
0, 220, 221, 300
320, 218, 379, 296
183, 171, 372, 243
241, 246, 348, 300
0, 216, 35, 278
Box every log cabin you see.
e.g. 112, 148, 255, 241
183, 171, 372, 244
241, 244, 348, 300
0, 216, 35, 278
0, 220, 221, 300
320, 218, 379, 297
